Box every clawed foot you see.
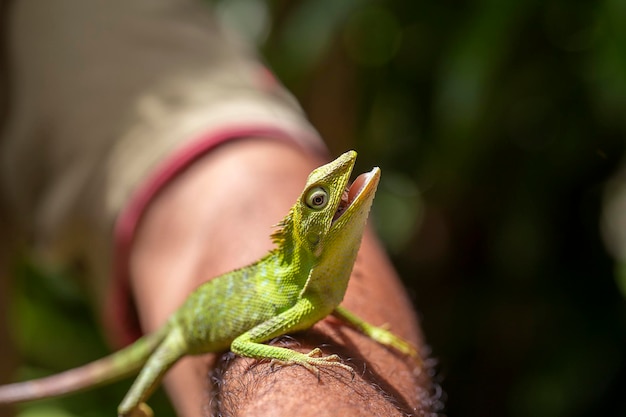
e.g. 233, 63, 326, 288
119, 402, 153, 417
271, 348, 354, 378
366, 326, 423, 365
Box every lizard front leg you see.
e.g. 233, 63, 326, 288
332, 306, 421, 364
230, 299, 353, 376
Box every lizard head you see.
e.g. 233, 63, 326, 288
273, 150, 380, 259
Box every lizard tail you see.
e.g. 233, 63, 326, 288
0, 326, 168, 404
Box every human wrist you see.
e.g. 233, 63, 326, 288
129, 138, 321, 331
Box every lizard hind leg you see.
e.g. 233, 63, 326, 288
117, 327, 187, 417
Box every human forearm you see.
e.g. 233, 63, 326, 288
129, 140, 429, 416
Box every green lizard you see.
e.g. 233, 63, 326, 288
0, 150, 419, 417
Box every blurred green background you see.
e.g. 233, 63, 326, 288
6, 0, 626, 416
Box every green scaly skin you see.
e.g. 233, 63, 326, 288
0, 150, 419, 417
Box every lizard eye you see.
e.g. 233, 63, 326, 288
305, 186, 329, 209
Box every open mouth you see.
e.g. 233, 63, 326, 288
332, 168, 379, 223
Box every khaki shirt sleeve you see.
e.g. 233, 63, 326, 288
0, 0, 324, 312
